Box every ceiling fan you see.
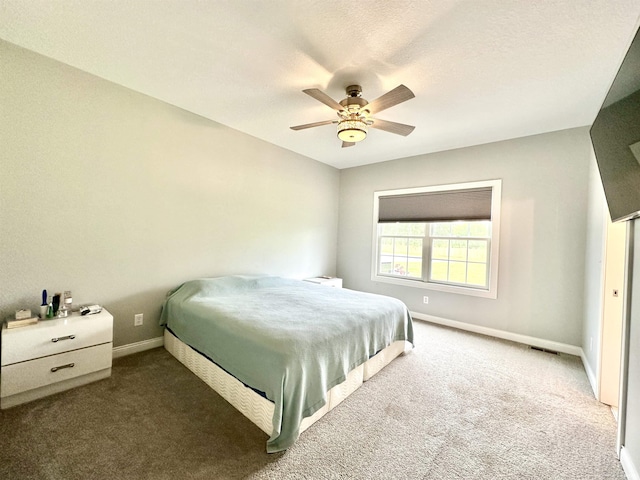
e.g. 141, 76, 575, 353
290, 84, 416, 148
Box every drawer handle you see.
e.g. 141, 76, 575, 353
51, 363, 75, 373
51, 335, 76, 343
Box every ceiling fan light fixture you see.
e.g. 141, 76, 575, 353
337, 119, 368, 142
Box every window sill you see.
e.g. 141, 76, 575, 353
372, 274, 497, 299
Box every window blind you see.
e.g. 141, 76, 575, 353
378, 187, 492, 223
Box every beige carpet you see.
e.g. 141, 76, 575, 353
0, 320, 625, 479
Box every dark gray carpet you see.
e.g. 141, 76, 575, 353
0, 321, 625, 479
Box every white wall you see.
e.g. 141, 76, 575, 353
0, 40, 340, 347
338, 127, 593, 346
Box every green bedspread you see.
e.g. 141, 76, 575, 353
159, 275, 414, 452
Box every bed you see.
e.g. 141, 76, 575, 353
160, 275, 414, 452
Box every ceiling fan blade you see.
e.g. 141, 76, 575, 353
370, 118, 415, 136
365, 85, 415, 114
290, 120, 337, 131
303, 88, 344, 111
342, 141, 356, 148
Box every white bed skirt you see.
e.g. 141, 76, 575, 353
163, 328, 410, 437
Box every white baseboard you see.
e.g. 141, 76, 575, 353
621, 446, 640, 480
579, 348, 599, 398
112, 336, 164, 359
410, 312, 582, 356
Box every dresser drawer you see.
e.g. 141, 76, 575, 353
0, 342, 112, 398
1, 310, 113, 366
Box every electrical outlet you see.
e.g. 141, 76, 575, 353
134, 313, 143, 327
423, 296, 429, 304
589, 336, 593, 352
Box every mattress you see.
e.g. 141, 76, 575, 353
163, 328, 410, 438
160, 275, 414, 452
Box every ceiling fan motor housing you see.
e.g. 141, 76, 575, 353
340, 85, 369, 112
346, 85, 362, 97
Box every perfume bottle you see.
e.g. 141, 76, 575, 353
64, 291, 73, 314
58, 292, 70, 317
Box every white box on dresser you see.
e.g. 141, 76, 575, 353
1, 309, 113, 409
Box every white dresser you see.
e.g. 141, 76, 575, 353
1, 309, 113, 409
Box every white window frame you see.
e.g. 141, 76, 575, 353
371, 179, 502, 299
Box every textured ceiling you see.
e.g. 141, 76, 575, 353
1, 1, 639, 169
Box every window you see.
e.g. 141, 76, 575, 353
372, 180, 501, 298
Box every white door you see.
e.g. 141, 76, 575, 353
599, 220, 626, 407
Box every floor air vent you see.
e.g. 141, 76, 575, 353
530, 346, 559, 355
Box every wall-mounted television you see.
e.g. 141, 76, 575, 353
590, 26, 640, 223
